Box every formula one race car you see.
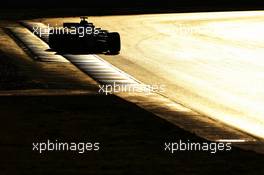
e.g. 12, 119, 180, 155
48, 17, 121, 54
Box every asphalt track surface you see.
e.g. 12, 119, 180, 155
3, 15, 264, 175
38, 11, 264, 139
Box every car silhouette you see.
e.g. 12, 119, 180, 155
48, 17, 121, 54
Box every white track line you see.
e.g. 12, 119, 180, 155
7, 27, 68, 63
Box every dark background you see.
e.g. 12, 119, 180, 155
2, 0, 264, 11
0, 0, 263, 19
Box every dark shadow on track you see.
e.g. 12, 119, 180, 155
0, 95, 264, 174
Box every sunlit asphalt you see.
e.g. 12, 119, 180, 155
40, 11, 264, 139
